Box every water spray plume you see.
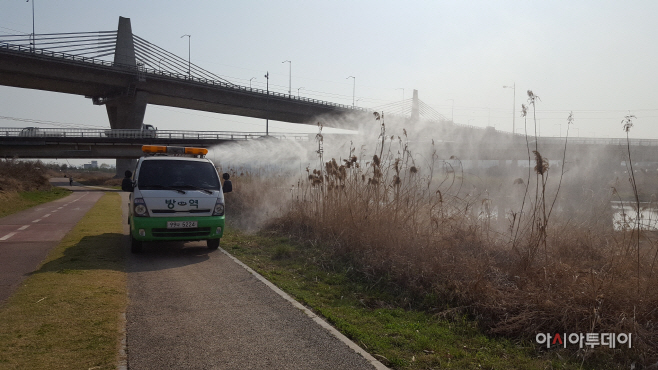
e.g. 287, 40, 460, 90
217, 97, 658, 364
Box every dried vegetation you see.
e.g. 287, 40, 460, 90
227, 97, 658, 366
0, 159, 51, 194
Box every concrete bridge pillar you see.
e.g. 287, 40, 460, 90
106, 92, 148, 130
411, 89, 419, 122
108, 17, 147, 176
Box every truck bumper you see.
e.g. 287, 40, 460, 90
130, 216, 225, 241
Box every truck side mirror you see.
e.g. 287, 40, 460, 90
222, 173, 232, 193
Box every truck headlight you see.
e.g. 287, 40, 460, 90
213, 201, 224, 216
134, 198, 149, 217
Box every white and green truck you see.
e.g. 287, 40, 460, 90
122, 145, 232, 253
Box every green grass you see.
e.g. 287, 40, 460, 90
0, 188, 619, 369
222, 228, 586, 370
0, 193, 126, 370
0, 187, 72, 218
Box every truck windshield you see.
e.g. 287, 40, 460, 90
137, 160, 221, 191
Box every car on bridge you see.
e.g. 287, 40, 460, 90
19, 127, 41, 137
19, 127, 64, 137
104, 124, 157, 138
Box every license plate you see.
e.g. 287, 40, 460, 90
167, 221, 198, 229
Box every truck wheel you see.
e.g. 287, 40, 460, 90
131, 237, 143, 253
207, 238, 220, 250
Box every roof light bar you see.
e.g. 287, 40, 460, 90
142, 145, 167, 153
142, 145, 208, 156
185, 147, 209, 155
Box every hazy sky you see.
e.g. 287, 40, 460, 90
1, 0, 657, 140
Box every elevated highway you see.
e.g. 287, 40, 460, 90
0, 17, 369, 173
1, 18, 655, 173
3, 127, 658, 168
0, 127, 307, 159
0, 42, 368, 125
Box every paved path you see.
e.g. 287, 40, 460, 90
123, 192, 384, 370
0, 179, 105, 303
0, 181, 384, 369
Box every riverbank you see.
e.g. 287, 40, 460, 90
223, 227, 593, 369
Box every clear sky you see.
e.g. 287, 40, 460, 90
1, 0, 657, 141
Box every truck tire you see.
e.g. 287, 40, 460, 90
207, 238, 220, 250
131, 237, 143, 253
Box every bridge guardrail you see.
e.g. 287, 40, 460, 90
0, 127, 309, 141
4, 127, 656, 147
0, 42, 370, 113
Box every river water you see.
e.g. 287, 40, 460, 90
474, 200, 658, 232
611, 201, 658, 231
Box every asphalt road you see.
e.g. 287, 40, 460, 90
122, 192, 384, 370
0, 179, 104, 303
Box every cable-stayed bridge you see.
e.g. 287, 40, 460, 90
2, 16, 657, 176
0, 16, 376, 173
0, 17, 369, 126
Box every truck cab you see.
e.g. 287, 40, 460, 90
123, 145, 232, 253
105, 124, 157, 138
142, 124, 157, 137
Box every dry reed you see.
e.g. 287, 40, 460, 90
0, 159, 51, 193
256, 113, 658, 365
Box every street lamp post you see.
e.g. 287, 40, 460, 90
347, 76, 355, 107
282, 60, 291, 96
249, 77, 256, 89
264, 72, 269, 136
181, 34, 191, 77
503, 83, 516, 134
26, 0, 35, 51
297, 87, 304, 97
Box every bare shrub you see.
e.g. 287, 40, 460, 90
267, 112, 658, 364
74, 173, 114, 186
0, 159, 51, 192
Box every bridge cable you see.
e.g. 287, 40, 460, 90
0, 31, 118, 59
133, 35, 234, 85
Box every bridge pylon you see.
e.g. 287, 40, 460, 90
410, 89, 419, 122
105, 17, 148, 176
